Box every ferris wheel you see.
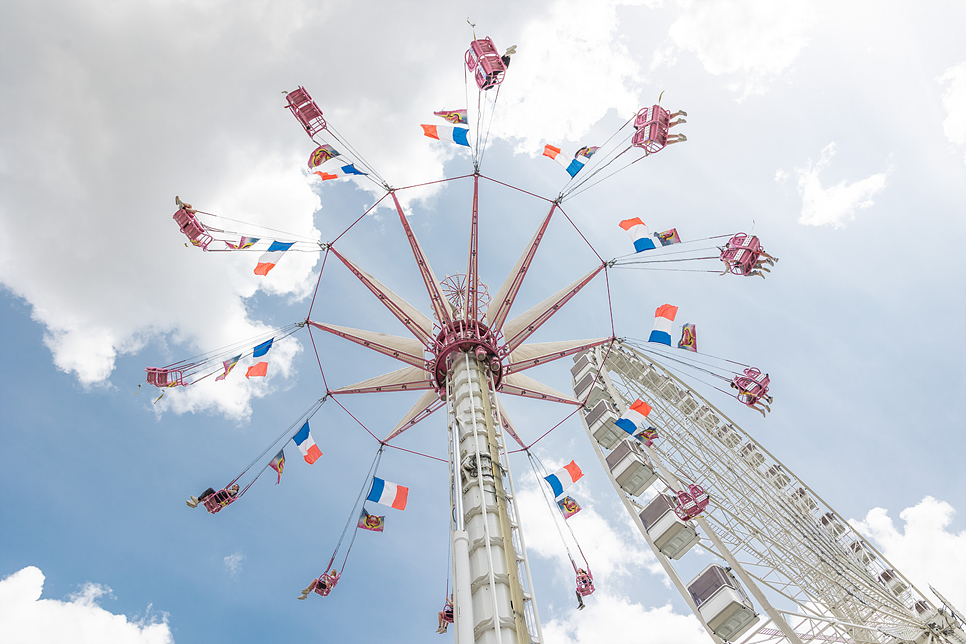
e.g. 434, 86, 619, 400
572, 341, 966, 644
149, 30, 965, 644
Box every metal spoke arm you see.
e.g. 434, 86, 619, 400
487, 203, 557, 334
390, 191, 453, 328
327, 246, 435, 346
306, 321, 429, 370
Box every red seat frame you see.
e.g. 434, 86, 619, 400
576, 571, 595, 596
313, 571, 340, 597
145, 367, 185, 388
285, 86, 327, 137
202, 488, 237, 514
673, 484, 711, 521
631, 105, 671, 153
720, 234, 763, 276
732, 367, 770, 406
173, 209, 213, 250
465, 37, 506, 91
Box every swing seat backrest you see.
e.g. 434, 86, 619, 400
173, 209, 213, 250
466, 38, 506, 90
631, 105, 671, 153
145, 367, 184, 388
203, 489, 236, 514
688, 484, 710, 511
576, 573, 595, 595
313, 572, 340, 597
722, 234, 762, 275
442, 606, 454, 624
285, 86, 326, 137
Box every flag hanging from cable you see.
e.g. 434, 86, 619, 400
269, 449, 285, 484
648, 304, 678, 346
357, 508, 386, 532
245, 339, 274, 378
544, 460, 583, 498
557, 496, 582, 519
678, 323, 697, 352
615, 399, 652, 434
434, 109, 468, 125
308, 144, 340, 168
254, 242, 295, 276
313, 164, 366, 181
367, 477, 409, 510
226, 236, 259, 250
216, 354, 242, 381
542, 144, 586, 177
619, 218, 658, 252
421, 124, 471, 147
292, 421, 322, 464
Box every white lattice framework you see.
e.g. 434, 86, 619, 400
575, 342, 965, 644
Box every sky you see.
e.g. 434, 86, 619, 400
1, 1, 965, 643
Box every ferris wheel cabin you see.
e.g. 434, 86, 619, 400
606, 438, 658, 497
687, 564, 760, 642
465, 37, 507, 90
638, 492, 701, 560
584, 399, 626, 449
173, 208, 213, 250
284, 86, 327, 137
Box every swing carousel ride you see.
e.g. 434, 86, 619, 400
150, 30, 965, 644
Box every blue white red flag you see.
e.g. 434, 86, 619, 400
313, 164, 366, 181
544, 461, 583, 498
292, 422, 322, 464
367, 477, 409, 510
619, 218, 658, 252
421, 124, 470, 147
648, 304, 678, 346
245, 339, 274, 378
254, 241, 295, 276
615, 399, 652, 434
543, 145, 585, 177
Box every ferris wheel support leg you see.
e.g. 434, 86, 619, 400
693, 515, 805, 644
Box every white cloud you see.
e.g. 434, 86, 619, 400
0, 566, 173, 644
664, 0, 817, 98
775, 168, 790, 184
223, 552, 246, 579
544, 595, 707, 644
938, 61, 966, 164
795, 142, 889, 227
493, 0, 650, 152
851, 496, 966, 611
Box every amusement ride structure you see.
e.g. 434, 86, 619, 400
152, 32, 965, 644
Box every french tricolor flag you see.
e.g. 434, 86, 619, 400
245, 338, 274, 378
313, 163, 366, 181
544, 460, 583, 498
367, 476, 409, 510
254, 241, 295, 276
292, 421, 322, 464
543, 145, 585, 177
648, 304, 678, 346
619, 218, 657, 252
421, 124, 470, 147
615, 399, 652, 434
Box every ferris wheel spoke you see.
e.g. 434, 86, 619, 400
500, 265, 605, 355
384, 390, 445, 442
306, 321, 430, 370
390, 191, 453, 328
499, 372, 579, 405
328, 365, 435, 395
487, 203, 557, 334
504, 337, 614, 376
328, 246, 435, 346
